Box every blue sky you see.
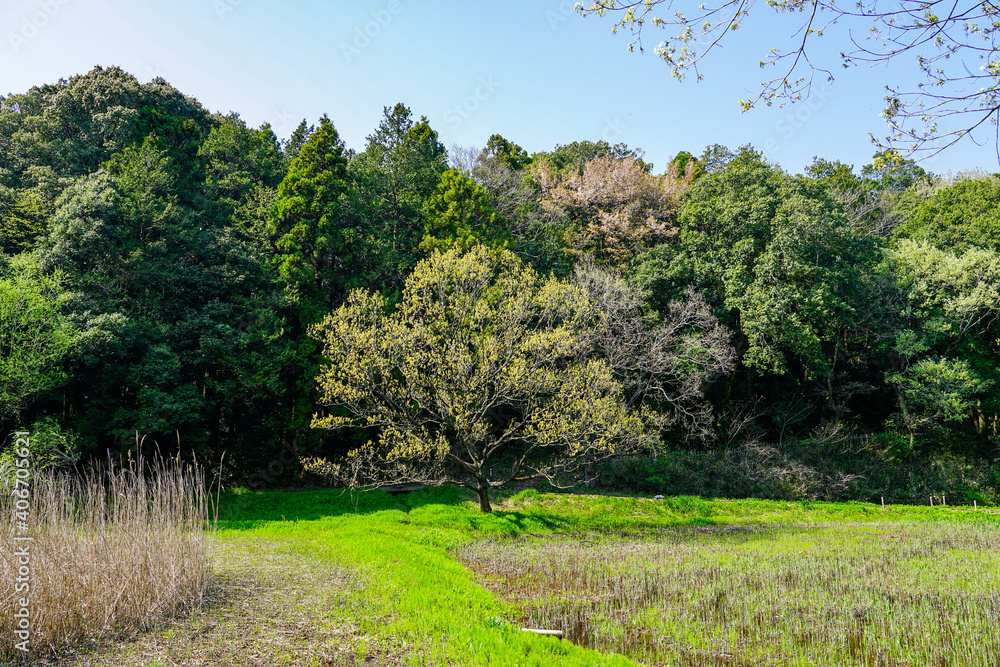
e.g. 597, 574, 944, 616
2, 0, 997, 175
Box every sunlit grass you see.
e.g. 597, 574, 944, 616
206, 488, 1000, 665
45, 486, 1000, 666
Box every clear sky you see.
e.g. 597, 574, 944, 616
2, 0, 997, 175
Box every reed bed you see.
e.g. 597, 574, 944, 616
0, 456, 215, 660
457, 522, 1000, 666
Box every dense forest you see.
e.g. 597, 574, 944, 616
2, 66, 999, 501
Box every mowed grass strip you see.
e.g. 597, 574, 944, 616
206, 497, 638, 666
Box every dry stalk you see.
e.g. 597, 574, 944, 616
0, 455, 214, 659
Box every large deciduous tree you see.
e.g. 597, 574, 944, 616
894, 175, 1000, 252
883, 239, 1000, 447
311, 245, 653, 512
573, 260, 736, 442
641, 148, 878, 378
807, 152, 931, 237
0, 66, 210, 186
631, 148, 882, 435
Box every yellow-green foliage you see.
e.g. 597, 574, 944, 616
311, 245, 652, 511
0, 256, 75, 417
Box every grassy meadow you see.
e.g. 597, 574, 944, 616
40, 486, 1000, 667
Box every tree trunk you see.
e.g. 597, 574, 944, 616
713, 328, 749, 409
476, 480, 493, 513
585, 455, 597, 488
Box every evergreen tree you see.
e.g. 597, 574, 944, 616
269, 115, 351, 323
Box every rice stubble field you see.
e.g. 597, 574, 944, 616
458, 520, 1000, 665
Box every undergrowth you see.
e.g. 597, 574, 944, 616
599, 441, 1000, 505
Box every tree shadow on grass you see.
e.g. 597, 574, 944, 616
216, 485, 864, 541
216, 484, 743, 534
215, 484, 607, 534
215, 484, 480, 528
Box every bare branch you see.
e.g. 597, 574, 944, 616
579, 0, 1000, 158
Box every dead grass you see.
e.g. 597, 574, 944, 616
41, 536, 401, 667
0, 457, 213, 661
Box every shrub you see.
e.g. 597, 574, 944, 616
599, 440, 1000, 505
0, 416, 80, 482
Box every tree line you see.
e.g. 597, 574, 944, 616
1, 66, 998, 495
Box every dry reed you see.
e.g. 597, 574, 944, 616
0, 455, 215, 660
